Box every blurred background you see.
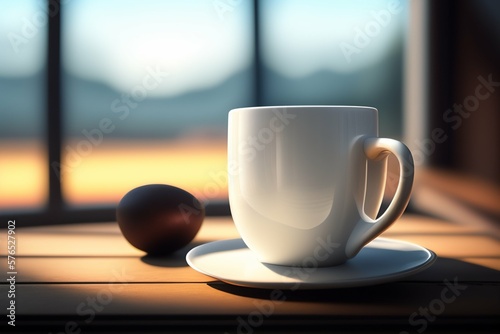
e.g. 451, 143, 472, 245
0, 0, 498, 225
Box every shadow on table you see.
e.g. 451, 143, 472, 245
140, 241, 206, 268
208, 257, 500, 301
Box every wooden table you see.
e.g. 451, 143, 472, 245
1, 213, 499, 333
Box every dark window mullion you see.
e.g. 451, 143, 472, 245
47, 0, 63, 221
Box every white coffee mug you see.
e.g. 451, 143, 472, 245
228, 106, 414, 267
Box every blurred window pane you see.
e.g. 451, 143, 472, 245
0, 0, 47, 211
260, 0, 408, 138
61, 0, 254, 206
1, 0, 409, 213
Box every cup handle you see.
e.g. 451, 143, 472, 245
345, 137, 414, 258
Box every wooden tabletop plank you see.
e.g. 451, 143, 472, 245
0, 256, 216, 283
3, 282, 499, 318
0, 214, 496, 257
0, 214, 499, 332
2, 251, 499, 284
1, 215, 499, 284
0, 218, 241, 257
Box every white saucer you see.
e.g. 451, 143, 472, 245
186, 238, 436, 289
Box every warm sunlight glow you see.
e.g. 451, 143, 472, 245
0, 139, 228, 210
61, 139, 228, 206
0, 140, 47, 209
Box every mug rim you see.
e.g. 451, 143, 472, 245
230, 105, 377, 113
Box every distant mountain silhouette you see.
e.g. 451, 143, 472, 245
0, 72, 45, 138
0, 68, 254, 139
1, 48, 403, 140
61, 68, 254, 139
261, 45, 404, 139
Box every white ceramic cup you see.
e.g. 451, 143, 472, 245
228, 106, 414, 267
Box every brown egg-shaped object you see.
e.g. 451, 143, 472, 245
117, 184, 204, 255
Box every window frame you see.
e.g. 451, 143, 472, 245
2, 0, 429, 227
1, 0, 262, 226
